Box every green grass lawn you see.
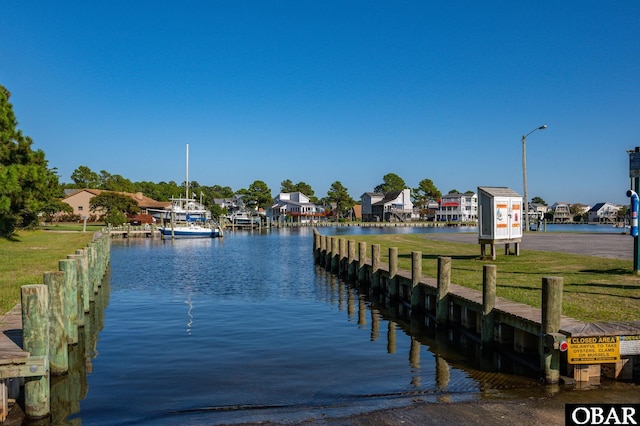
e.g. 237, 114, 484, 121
0, 229, 95, 314
341, 233, 640, 323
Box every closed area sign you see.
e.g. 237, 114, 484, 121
567, 336, 620, 364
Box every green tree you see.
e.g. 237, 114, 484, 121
374, 173, 406, 193
0, 85, 60, 236
89, 192, 139, 225
70, 165, 100, 188
412, 178, 442, 212
238, 180, 272, 209
326, 181, 354, 219
531, 196, 547, 205
99, 170, 135, 192
280, 179, 317, 203
41, 199, 74, 223
280, 179, 296, 193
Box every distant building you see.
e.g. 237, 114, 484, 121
360, 189, 413, 222
550, 202, 572, 223
266, 192, 326, 223
436, 192, 478, 223
62, 189, 168, 222
588, 202, 620, 224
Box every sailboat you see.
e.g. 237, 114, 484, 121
155, 145, 222, 239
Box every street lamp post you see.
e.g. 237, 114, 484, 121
522, 124, 547, 232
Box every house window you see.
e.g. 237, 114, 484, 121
78, 206, 83, 211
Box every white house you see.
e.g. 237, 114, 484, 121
360, 189, 413, 222
436, 192, 478, 223
360, 192, 385, 221
266, 192, 326, 223
550, 202, 572, 223
588, 202, 620, 223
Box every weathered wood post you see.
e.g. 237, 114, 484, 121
67, 254, 86, 325
436, 256, 451, 325
59, 259, 79, 344
410, 251, 423, 312
43, 271, 69, 375
371, 244, 381, 290
330, 237, 339, 274
338, 238, 346, 277
313, 230, 321, 263
21, 284, 50, 419
320, 235, 327, 267
357, 241, 367, 284
347, 240, 356, 281
76, 248, 92, 308
388, 247, 398, 299
541, 276, 563, 384
481, 264, 497, 349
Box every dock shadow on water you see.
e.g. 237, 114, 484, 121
35, 228, 638, 425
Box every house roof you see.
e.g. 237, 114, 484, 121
477, 186, 520, 198
63, 188, 169, 209
372, 191, 403, 206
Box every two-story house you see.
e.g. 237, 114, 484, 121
266, 192, 326, 223
588, 202, 620, 224
550, 202, 572, 223
435, 192, 478, 223
360, 189, 413, 222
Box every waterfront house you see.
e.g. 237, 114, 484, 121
435, 191, 478, 223
549, 202, 572, 223
62, 189, 169, 222
266, 192, 326, 223
588, 202, 620, 224
360, 189, 413, 222
360, 192, 385, 221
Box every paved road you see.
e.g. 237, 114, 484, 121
424, 231, 634, 260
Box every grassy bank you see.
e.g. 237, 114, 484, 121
0, 230, 95, 315
344, 234, 640, 323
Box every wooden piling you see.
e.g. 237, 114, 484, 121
388, 247, 398, 299
541, 276, 563, 384
436, 256, 451, 325
357, 241, 367, 284
347, 240, 356, 281
43, 272, 68, 375
330, 237, 339, 274
371, 244, 381, 290
76, 248, 92, 307
481, 265, 497, 349
67, 254, 86, 326
21, 285, 50, 419
59, 259, 79, 344
338, 238, 346, 277
410, 251, 423, 312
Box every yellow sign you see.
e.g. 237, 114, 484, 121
567, 336, 620, 364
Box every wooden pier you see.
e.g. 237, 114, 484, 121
0, 233, 110, 422
313, 230, 640, 385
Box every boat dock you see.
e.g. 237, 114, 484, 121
313, 230, 640, 385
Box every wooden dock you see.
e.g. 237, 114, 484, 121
313, 231, 640, 384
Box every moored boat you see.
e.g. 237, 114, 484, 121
151, 144, 223, 239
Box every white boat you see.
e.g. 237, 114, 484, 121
154, 144, 222, 239
226, 210, 261, 228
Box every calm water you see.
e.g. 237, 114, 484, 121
63, 224, 622, 425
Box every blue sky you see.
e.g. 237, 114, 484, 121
2, 1, 639, 205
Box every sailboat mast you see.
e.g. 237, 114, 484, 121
185, 144, 189, 204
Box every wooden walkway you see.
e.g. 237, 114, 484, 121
0, 306, 28, 423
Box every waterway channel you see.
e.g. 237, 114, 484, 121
58, 224, 632, 424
